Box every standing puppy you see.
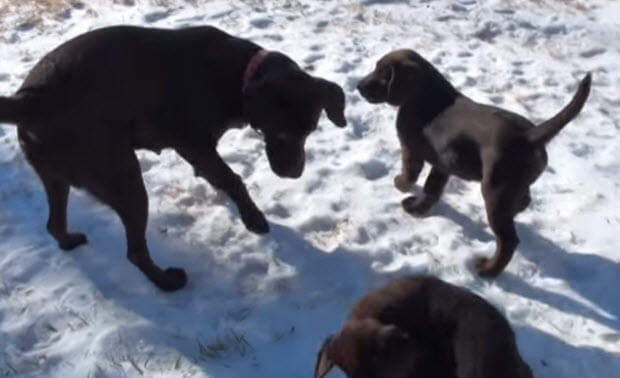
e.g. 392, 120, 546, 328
0, 26, 346, 291
315, 276, 533, 378
357, 49, 591, 277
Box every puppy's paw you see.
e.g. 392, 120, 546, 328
242, 208, 270, 234
475, 257, 503, 278
158, 268, 188, 292
401, 196, 433, 216
58, 232, 88, 251
394, 174, 412, 193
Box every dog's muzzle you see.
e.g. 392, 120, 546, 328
265, 139, 305, 179
357, 78, 386, 104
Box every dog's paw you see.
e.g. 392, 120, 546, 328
475, 257, 503, 278
401, 196, 433, 216
394, 174, 412, 193
242, 208, 270, 234
58, 232, 88, 251
157, 268, 188, 292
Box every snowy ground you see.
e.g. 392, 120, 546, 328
0, 0, 619, 377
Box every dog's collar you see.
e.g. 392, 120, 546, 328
242, 49, 271, 93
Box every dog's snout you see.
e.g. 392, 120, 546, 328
357, 75, 386, 104
356, 78, 367, 91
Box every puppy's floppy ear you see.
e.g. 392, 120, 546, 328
387, 60, 421, 105
315, 335, 336, 378
321, 79, 347, 127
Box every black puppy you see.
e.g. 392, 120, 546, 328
316, 276, 533, 378
357, 49, 591, 277
0, 26, 346, 291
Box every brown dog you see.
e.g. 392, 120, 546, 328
0, 26, 346, 291
315, 276, 533, 378
357, 49, 591, 277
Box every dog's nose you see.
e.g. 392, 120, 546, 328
356, 80, 365, 92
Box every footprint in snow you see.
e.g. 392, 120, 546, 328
335, 61, 358, 74
304, 54, 324, 66
580, 48, 606, 58
474, 22, 502, 42
448, 65, 467, 73
569, 142, 592, 158
250, 18, 273, 29
358, 159, 389, 181
266, 203, 291, 219
600, 332, 620, 343
316, 20, 329, 28
144, 10, 173, 24
494, 8, 515, 15
489, 95, 504, 104
57, 8, 72, 20
16, 21, 38, 33
451, 4, 469, 13
313, 20, 329, 33
543, 24, 567, 37
544, 77, 559, 87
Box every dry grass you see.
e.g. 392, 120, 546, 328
0, 0, 72, 14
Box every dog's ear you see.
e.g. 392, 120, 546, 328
387, 60, 421, 105
320, 79, 347, 127
315, 335, 336, 378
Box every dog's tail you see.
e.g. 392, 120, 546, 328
527, 73, 592, 145
0, 95, 27, 125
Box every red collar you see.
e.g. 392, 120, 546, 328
242, 49, 271, 93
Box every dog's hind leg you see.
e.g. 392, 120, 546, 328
21, 130, 88, 251
394, 136, 424, 193
85, 149, 187, 291
39, 175, 88, 250
477, 183, 519, 277
401, 167, 449, 216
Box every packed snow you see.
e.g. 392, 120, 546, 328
0, 0, 619, 377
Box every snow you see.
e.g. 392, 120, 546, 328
0, 0, 619, 377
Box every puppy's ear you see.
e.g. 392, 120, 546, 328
315, 336, 336, 378
387, 61, 420, 105
321, 79, 347, 127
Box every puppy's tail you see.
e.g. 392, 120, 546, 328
0, 95, 26, 125
527, 73, 592, 145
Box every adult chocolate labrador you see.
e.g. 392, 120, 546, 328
0, 26, 346, 291
357, 49, 591, 277
315, 276, 533, 378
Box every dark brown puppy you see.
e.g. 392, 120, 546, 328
315, 276, 533, 378
357, 49, 591, 277
0, 26, 346, 291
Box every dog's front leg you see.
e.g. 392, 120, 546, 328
394, 135, 424, 193
178, 146, 269, 234
402, 166, 448, 215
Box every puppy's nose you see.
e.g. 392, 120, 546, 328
356, 80, 366, 94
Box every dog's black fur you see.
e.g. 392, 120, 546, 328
315, 276, 533, 378
0, 26, 346, 291
357, 49, 591, 277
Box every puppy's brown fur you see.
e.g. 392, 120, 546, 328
0, 26, 346, 291
316, 276, 533, 378
358, 49, 591, 277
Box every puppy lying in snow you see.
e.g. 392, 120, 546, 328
315, 276, 533, 378
357, 49, 591, 277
